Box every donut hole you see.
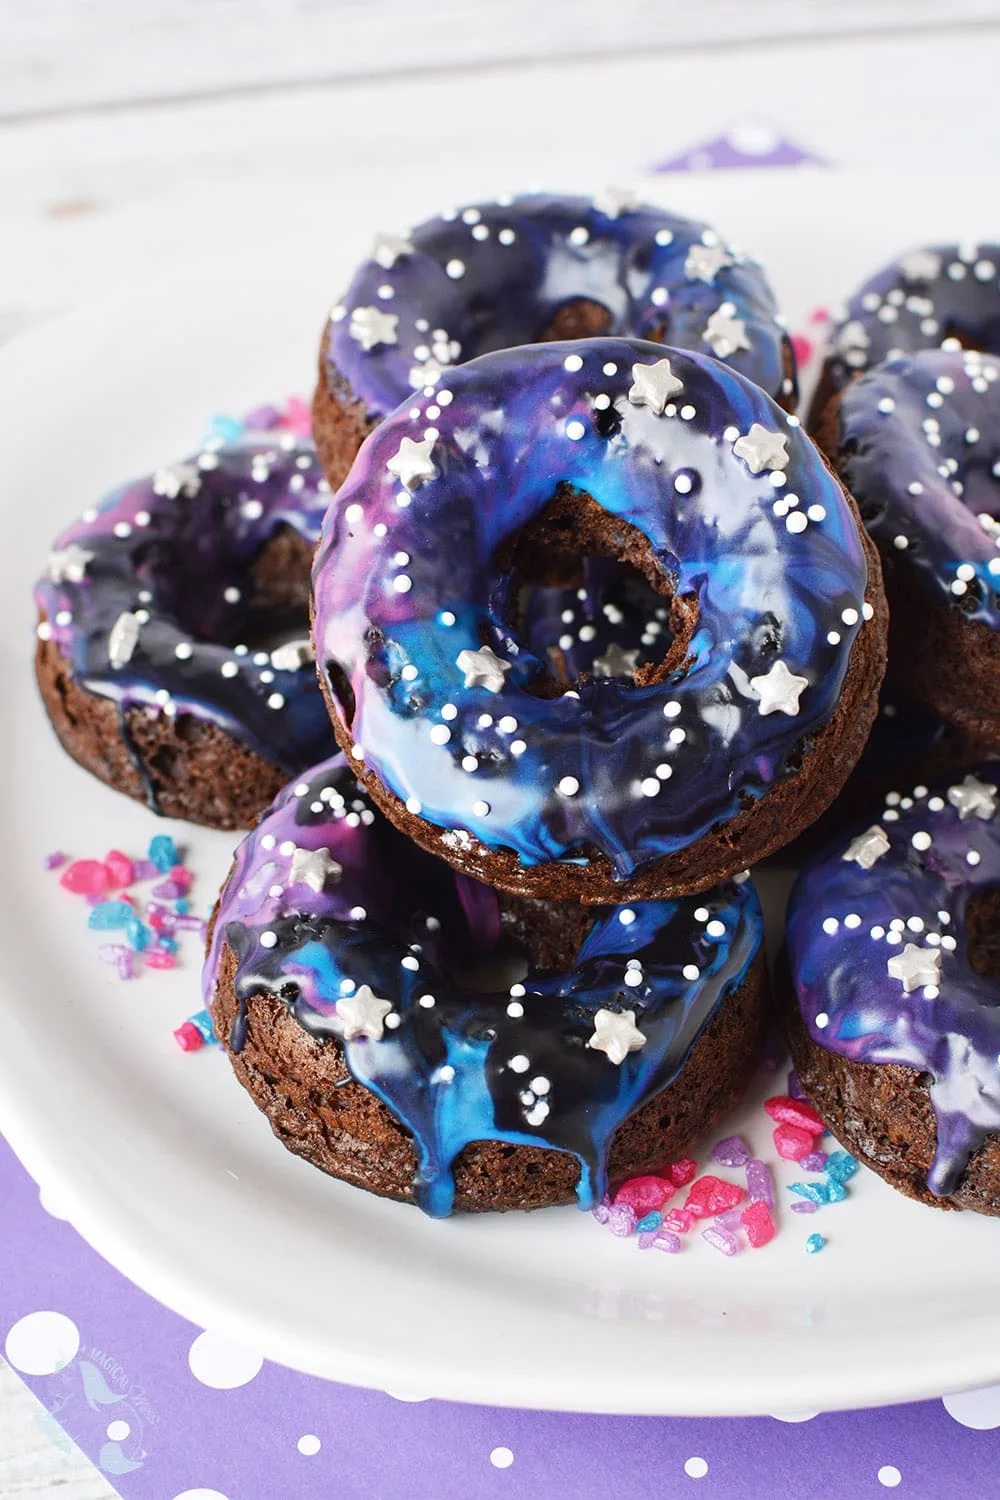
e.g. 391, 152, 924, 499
497, 485, 698, 692
539, 299, 614, 343
157, 523, 314, 655
457, 895, 600, 993
964, 887, 1000, 981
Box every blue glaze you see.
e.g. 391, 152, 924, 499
205, 754, 764, 1216
837, 348, 1000, 627
312, 338, 871, 879
35, 420, 336, 800
822, 243, 1000, 393
787, 766, 1000, 1196
325, 192, 795, 416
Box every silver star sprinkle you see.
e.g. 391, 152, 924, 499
887, 943, 942, 995
588, 1008, 647, 1065
349, 305, 399, 352
593, 642, 640, 678
703, 306, 750, 357
386, 434, 438, 491
335, 983, 393, 1042
270, 639, 314, 673
48, 544, 95, 584
152, 463, 201, 499
947, 774, 997, 821
685, 243, 733, 283
843, 825, 891, 869
732, 423, 790, 473
456, 645, 511, 693
371, 232, 414, 269
592, 186, 640, 218
289, 845, 342, 893
108, 611, 141, 668
749, 660, 808, 716
899, 250, 942, 283
628, 357, 684, 414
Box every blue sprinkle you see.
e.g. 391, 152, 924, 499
123, 915, 151, 951
826, 1151, 859, 1184
825, 1178, 847, 1203
805, 1233, 826, 1254
157, 935, 179, 953
188, 1009, 217, 1043
87, 900, 133, 930
148, 835, 179, 873
788, 1181, 830, 1205
635, 1211, 663, 1233
208, 414, 243, 443
175, 898, 190, 914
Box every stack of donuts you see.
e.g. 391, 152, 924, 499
34, 193, 1000, 1219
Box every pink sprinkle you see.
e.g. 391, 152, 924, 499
59, 859, 111, 896
662, 1206, 695, 1234
790, 1198, 818, 1214
746, 1159, 775, 1209
145, 948, 177, 970
807, 305, 831, 325
43, 851, 66, 870
612, 1175, 675, 1215
683, 1175, 744, 1219
103, 849, 135, 887
173, 1021, 205, 1052
169, 864, 193, 891
711, 1134, 750, 1168
606, 1203, 637, 1238
641, 1229, 682, 1254
741, 1200, 776, 1248
283, 395, 312, 435
791, 333, 813, 366
702, 1225, 740, 1256
774, 1122, 817, 1161
666, 1157, 697, 1187
765, 1094, 825, 1134
801, 1150, 829, 1173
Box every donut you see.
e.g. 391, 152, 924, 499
812, 241, 1000, 422
814, 346, 1000, 744
784, 766, 1000, 1214
312, 191, 797, 488
204, 753, 767, 1215
35, 414, 335, 831
311, 337, 887, 904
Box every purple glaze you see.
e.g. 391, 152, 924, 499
312, 338, 870, 879
325, 191, 795, 418
822, 242, 1000, 393
34, 425, 335, 808
787, 766, 1000, 1196
837, 348, 1000, 627
204, 752, 764, 1216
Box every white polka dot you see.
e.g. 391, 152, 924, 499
188, 1330, 263, 1389
878, 1465, 902, 1488
770, 1410, 820, 1422
943, 1383, 1000, 1428
171, 1491, 231, 1500
490, 1447, 514, 1469
297, 1434, 321, 1456
5, 1311, 80, 1375
684, 1456, 709, 1478
106, 1420, 131, 1441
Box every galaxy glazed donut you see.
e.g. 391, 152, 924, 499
312, 191, 797, 487
819, 347, 1000, 744
35, 420, 335, 830
205, 754, 767, 1216
312, 338, 887, 903
813, 241, 1000, 421
785, 767, 1000, 1214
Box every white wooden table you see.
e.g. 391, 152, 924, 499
2, 4, 999, 1494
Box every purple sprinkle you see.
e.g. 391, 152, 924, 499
711, 1134, 750, 1168
639, 1229, 682, 1253
787, 1068, 805, 1099
790, 1199, 818, 1214
115, 952, 136, 980
607, 1204, 637, 1238
745, 1159, 775, 1210
591, 1195, 611, 1225
715, 1208, 747, 1232
43, 851, 66, 870
97, 943, 128, 964
132, 858, 159, 881
702, 1225, 740, 1256
172, 913, 206, 934
801, 1150, 829, 1173
152, 878, 185, 900
243, 403, 284, 430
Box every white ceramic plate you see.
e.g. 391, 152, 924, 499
2, 169, 1000, 1418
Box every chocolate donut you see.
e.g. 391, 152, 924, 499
311, 338, 887, 903
313, 191, 797, 488
205, 754, 767, 1215
785, 767, 1000, 1214
812, 241, 1000, 423
35, 417, 335, 830
816, 347, 1000, 745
